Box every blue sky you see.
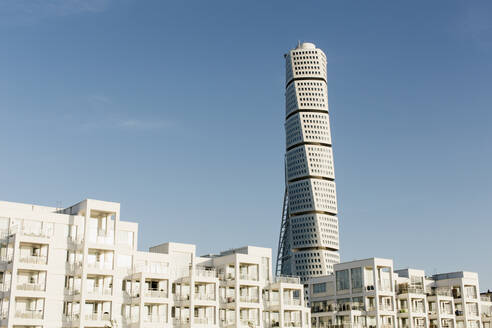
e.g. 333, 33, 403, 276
1, 0, 491, 288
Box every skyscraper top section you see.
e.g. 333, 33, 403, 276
285, 42, 327, 89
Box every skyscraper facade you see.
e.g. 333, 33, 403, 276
277, 42, 340, 282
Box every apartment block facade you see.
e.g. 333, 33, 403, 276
0, 199, 310, 328
308, 258, 492, 328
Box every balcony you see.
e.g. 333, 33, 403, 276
378, 279, 392, 292
17, 282, 45, 292
87, 261, 112, 271
240, 320, 259, 327
220, 296, 236, 304
15, 310, 43, 319
194, 268, 216, 280
240, 274, 258, 281
144, 288, 168, 298
173, 294, 190, 302
240, 295, 259, 303
86, 288, 112, 297
194, 317, 215, 325
144, 315, 167, 323
284, 321, 302, 327
195, 293, 215, 301
63, 314, 80, 325
64, 288, 81, 296
19, 255, 47, 265
67, 236, 84, 249
283, 298, 301, 306
66, 261, 83, 272
173, 318, 190, 327
85, 312, 111, 321
398, 287, 424, 295
275, 275, 300, 284
431, 288, 452, 297
379, 304, 393, 311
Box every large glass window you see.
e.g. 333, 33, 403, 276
336, 269, 349, 291
313, 283, 326, 294
351, 267, 363, 289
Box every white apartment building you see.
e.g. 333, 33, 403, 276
307, 258, 492, 328
0, 198, 311, 328
277, 42, 340, 282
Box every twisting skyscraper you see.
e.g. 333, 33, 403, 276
277, 42, 340, 282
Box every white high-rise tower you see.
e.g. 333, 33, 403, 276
277, 42, 340, 282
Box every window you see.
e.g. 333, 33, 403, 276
351, 267, 363, 289
313, 283, 326, 294
336, 269, 349, 291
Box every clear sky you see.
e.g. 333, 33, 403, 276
1, 0, 491, 288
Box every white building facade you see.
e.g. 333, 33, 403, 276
0, 198, 311, 328
308, 258, 492, 328
277, 42, 340, 282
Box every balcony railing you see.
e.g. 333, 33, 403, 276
379, 304, 393, 311
20, 228, 53, 239
144, 315, 166, 323
283, 298, 301, 306
240, 274, 258, 281
240, 295, 259, 303
86, 288, 112, 296
19, 255, 47, 265
87, 261, 112, 270
398, 287, 424, 295
144, 289, 168, 298
195, 293, 215, 301
194, 317, 215, 324
194, 268, 216, 279
66, 261, 83, 272
240, 320, 259, 327
220, 296, 236, 303
17, 283, 45, 291
15, 310, 43, 319
431, 288, 452, 297
275, 275, 300, 284
284, 321, 302, 327
63, 313, 80, 321
174, 294, 190, 301
378, 279, 392, 291
85, 312, 111, 321
64, 288, 81, 296
218, 273, 235, 281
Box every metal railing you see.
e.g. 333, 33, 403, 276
240, 295, 259, 303
19, 255, 47, 265
86, 288, 112, 296
173, 294, 190, 301
398, 286, 424, 295
275, 275, 300, 284
143, 315, 166, 323
15, 310, 43, 319
194, 267, 216, 279
85, 312, 111, 321
64, 288, 81, 296
195, 293, 215, 301
144, 289, 168, 298
87, 261, 112, 270
17, 283, 45, 291
240, 274, 258, 281
194, 317, 215, 324
283, 298, 301, 306
220, 296, 236, 303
